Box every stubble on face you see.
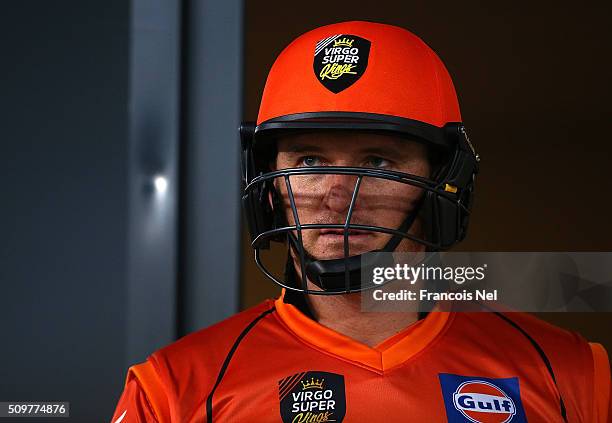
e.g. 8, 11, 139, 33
273, 131, 431, 261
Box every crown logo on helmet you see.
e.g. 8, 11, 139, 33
301, 377, 325, 390
333, 37, 354, 47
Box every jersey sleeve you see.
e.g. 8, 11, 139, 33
110, 361, 171, 423
589, 342, 611, 423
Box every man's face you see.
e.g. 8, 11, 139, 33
273, 131, 431, 260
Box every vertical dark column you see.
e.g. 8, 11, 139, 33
180, 0, 243, 335
0, 1, 153, 421
126, 0, 181, 364
0, 0, 242, 420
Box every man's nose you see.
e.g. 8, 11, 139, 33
322, 174, 359, 214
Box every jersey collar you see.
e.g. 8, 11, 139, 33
274, 289, 453, 373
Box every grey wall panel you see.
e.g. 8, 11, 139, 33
181, 0, 243, 334
125, 0, 181, 366
0, 1, 130, 421
0, 0, 241, 420
0, 0, 182, 421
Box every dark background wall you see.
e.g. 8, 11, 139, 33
241, 0, 612, 352
0, 0, 242, 421
0, 2, 131, 421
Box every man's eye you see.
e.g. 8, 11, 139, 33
301, 156, 321, 167
366, 156, 390, 168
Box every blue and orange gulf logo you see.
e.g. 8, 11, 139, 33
438, 374, 527, 423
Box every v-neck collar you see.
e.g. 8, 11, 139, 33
274, 290, 453, 373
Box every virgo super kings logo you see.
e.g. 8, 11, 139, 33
439, 374, 527, 423
313, 34, 370, 93
279, 371, 346, 423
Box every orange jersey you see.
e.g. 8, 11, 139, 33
111, 291, 611, 423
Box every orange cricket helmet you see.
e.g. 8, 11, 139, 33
240, 21, 479, 294
257, 20, 461, 127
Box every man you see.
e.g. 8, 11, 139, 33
111, 21, 610, 422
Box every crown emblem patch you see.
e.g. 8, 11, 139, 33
279, 371, 346, 423
313, 34, 371, 93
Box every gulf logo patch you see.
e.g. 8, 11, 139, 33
438, 374, 527, 423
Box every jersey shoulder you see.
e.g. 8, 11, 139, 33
456, 311, 609, 422
459, 310, 600, 373
456, 309, 592, 355
155, 301, 275, 409
111, 300, 278, 423
155, 299, 275, 362
152, 299, 276, 383
499, 312, 610, 423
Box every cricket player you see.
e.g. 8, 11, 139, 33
111, 21, 611, 422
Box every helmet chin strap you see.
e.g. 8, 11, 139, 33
286, 197, 425, 293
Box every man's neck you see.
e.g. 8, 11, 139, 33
304, 291, 421, 348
